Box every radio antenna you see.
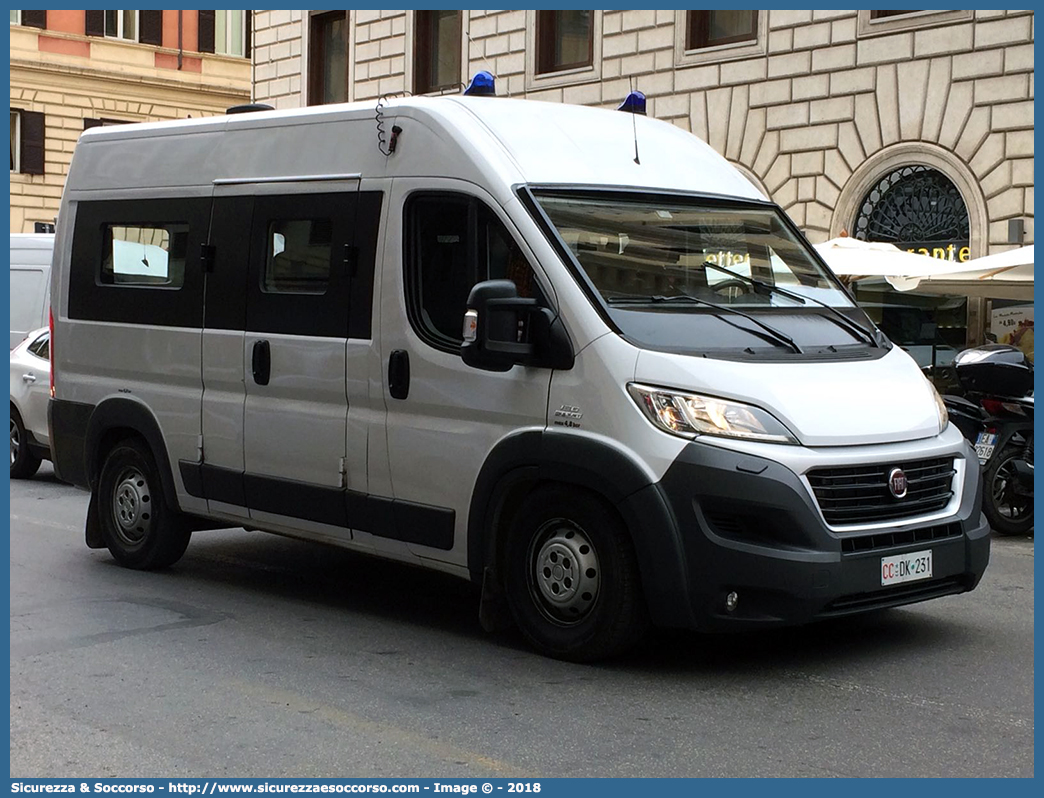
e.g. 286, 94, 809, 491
628, 77, 640, 165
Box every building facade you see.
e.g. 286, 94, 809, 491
250, 9, 1033, 356
253, 9, 1032, 251
10, 10, 252, 233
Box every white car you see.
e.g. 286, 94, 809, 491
10, 326, 50, 478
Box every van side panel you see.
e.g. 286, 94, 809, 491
58, 194, 210, 514
198, 194, 251, 518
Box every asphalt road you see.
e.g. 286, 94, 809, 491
9, 465, 1035, 778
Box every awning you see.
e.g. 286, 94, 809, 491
887, 245, 1033, 300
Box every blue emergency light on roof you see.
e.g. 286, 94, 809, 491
617, 91, 647, 115
464, 71, 496, 96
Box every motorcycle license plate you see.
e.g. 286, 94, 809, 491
974, 432, 997, 465
881, 549, 933, 587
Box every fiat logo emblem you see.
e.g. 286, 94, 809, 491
888, 467, 908, 499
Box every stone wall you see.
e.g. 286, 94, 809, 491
251, 9, 1034, 253
10, 23, 250, 233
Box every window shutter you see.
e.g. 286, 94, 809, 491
20, 10, 46, 28
244, 10, 252, 58
198, 10, 215, 53
139, 10, 163, 45
85, 10, 104, 37
20, 110, 45, 175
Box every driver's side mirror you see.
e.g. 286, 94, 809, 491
461, 280, 573, 372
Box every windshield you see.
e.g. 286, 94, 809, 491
533, 192, 852, 308
531, 191, 883, 359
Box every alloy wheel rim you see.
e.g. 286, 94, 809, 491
10, 419, 19, 466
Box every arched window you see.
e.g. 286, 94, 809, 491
854, 165, 970, 262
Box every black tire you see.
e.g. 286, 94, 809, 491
10, 407, 42, 479
983, 444, 1033, 536
502, 486, 649, 662
97, 438, 191, 569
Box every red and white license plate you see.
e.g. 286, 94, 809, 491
881, 549, 933, 586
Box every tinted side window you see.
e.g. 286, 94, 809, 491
246, 192, 354, 338
263, 218, 332, 294
102, 224, 188, 287
68, 197, 209, 327
406, 193, 541, 349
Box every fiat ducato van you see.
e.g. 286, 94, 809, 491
48, 92, 989, 660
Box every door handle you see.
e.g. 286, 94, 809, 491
388, 349, 410, 400
251, 340, 271, 386
21, 373, 36, 383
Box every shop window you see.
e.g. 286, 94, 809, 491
686, 11, 758, 50
852, 164, 971, 373
308, 11, 349, 104
414, 10, 462, 94
102, 224, 188, 287
536, 10, 593, 74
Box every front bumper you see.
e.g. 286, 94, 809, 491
628, 438, 989, 630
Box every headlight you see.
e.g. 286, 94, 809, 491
627, 383, 797, 444
928, 380, 948, 432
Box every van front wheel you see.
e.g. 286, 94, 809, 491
503, 487, 648, 662
97, 439, 190, 569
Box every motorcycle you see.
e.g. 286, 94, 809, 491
942, 344, 1034, 537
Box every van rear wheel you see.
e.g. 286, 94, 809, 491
97, 439, 190, 569
503, 486, 648, 662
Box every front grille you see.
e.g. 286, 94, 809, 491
839, 522, 963, 553
808, 457, 955, 526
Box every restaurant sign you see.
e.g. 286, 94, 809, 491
896, 241, 971, 262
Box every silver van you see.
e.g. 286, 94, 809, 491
10, 232, 54, 348
49, 90, 989, 660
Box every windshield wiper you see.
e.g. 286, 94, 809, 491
699, 261, 881, 348
607, 294, 803, 354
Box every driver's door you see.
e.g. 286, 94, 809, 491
378, 180, 553, 565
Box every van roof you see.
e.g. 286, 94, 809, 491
71, 95, 765, 201
10, 233, 56, 250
